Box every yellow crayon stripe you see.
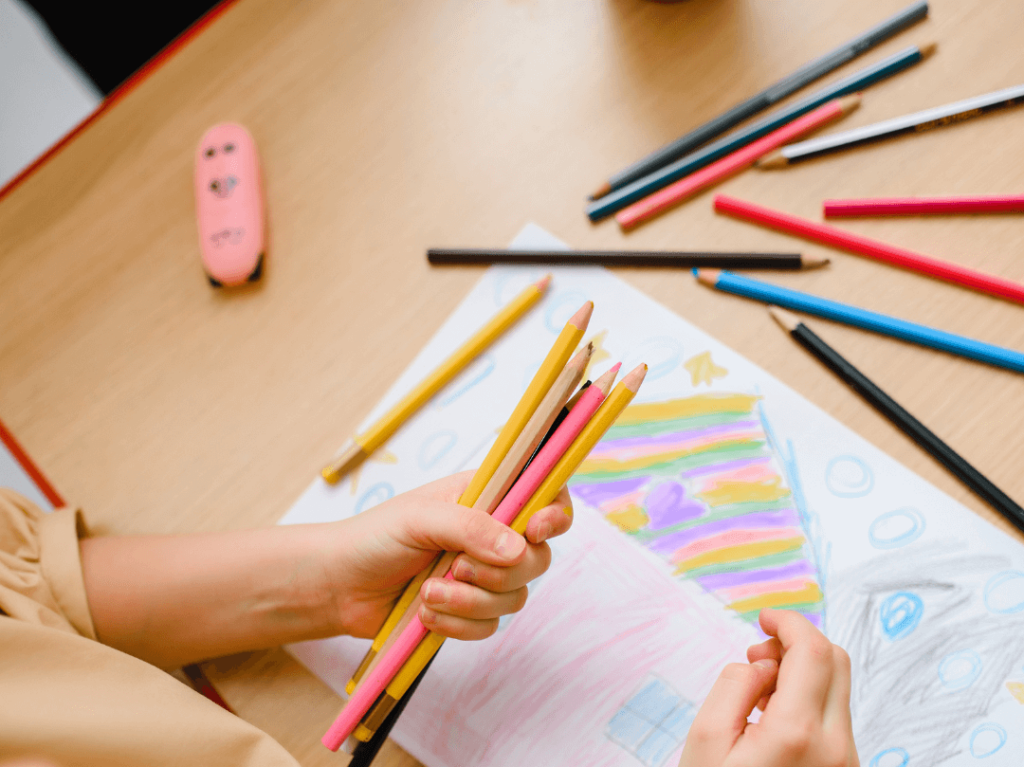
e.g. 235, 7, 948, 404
674, 537, 806, 575
613, 393, 761, 427
727, 583, 824, 615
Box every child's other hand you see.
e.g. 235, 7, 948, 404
326, 471, 573, 641
679, 609, 858, 767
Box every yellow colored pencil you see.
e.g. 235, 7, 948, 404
322, 274, 552, 484
510, 363, 648, 534
364, 363, 648, 733
343, 299, 593, 693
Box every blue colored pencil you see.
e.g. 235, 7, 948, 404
694, 269, 1024, 374
586, 42, 936, 222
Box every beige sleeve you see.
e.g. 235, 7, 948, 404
0, 488, 301, 767
0, 488, 96, 638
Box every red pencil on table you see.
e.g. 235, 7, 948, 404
824, 194, 1024, 217
714, 194, 1024, 306
615, 95, 861, 230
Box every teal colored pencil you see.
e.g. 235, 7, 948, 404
694, 269, 1024, 373
586, 42, 936, 222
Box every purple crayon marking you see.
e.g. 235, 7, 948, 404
647, 508, 801, 556
571, 476, 649, 507
594, 420, 761, 453
695, 560, 818, 590
645, 481, 705, 530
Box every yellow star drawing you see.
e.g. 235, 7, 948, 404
582, 330, 611, 379
684, 351, 728, 387
349, 449, 399, 495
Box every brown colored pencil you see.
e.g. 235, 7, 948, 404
428, 249, 828, 270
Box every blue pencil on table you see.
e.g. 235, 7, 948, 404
586, 41, 936, 222
694, 269, 1024, 374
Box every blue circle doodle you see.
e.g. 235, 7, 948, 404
983, 571, 1024, 614
544, 291, 589, 333
938, 650, 982, 691
969, 723, 1007, 758
623, 336, 684, 382
869, 507, 926, 549
869, 747, 909, 767
825, 455, 874, 498
418, 430, 458, 471
879, 592, 923, 641
355, 482, 394, 514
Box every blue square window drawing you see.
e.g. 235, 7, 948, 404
606, 676, 698, 766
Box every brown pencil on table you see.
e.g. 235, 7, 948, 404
428, 249, 828, 270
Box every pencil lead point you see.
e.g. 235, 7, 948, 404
593, 363, 621, 394
767, 305, 802, 333
622, 363, 648, 393
694, 269, 721, 287
755, 151, 788, 169
800, 255, 831, 270
535, 274, 553, 292
589, 182, 612, 200
838, 93, 862, 115
569, 300, 594, 331
918, 41, 938, 59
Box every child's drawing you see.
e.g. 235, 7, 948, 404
281, 224, 1024, 767
570, 392, 824, 630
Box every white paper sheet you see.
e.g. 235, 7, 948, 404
281, 224, 1024, 767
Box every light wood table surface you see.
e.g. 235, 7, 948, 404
3, 0, 1024, 764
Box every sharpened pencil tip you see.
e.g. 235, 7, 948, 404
694, 269, 721, 287
767, 305, 802, 333
535, 274, 553, 292
918, 41, 938, 59
569, 300, 595, 332
589, 182, 612, 200
593, 363, 621, 394
755, 151, 788, 169
838, 93, 862, 116
622, 363, 648, 393
800, 255, 831, 270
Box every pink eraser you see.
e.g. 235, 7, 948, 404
194, 123, 265, 286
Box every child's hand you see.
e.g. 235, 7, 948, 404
679, 609, 858, 767
326, 471, 573, 642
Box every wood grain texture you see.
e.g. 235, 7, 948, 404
1, 0, 1023, 764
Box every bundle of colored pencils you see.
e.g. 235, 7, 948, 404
322, 299, 647, 758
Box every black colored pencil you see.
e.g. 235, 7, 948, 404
589, 0, 929, 198
348, 657, 435, 767
769, 306, 1024, 533
428, 249, 827, 270
758, 82, 1024, 167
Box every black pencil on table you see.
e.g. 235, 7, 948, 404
768, 306, 1024, 533
428, 249, 827, 270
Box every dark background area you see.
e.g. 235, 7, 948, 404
26, 1, 220, 95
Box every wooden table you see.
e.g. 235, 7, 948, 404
3, 0, 1023, 763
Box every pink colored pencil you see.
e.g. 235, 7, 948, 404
615, 95, 861, 230
320, 365, 619, 751
824, 195, 1024, 218
715, 194, 1024, 305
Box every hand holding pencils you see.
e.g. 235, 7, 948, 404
321, 300, 648, 752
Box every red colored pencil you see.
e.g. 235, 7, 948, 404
714, 194, 1024, 305
824, 195, 1024, 218
615, 95, 861, 230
